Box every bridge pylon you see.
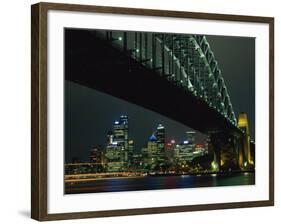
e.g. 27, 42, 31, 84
209, 131, 246, 172
237, 112, 253, 169
209, 133, 222, 171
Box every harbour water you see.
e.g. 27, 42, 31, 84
65, 172, 255, 194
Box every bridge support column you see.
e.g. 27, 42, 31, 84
210, 134, 222, 171
238, 137, 245, 169
231, 136, 243, 171
210, 132, 242, 171
237, 113, 252, 169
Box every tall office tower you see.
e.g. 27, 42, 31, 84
112, 115, 129, 167
147, 134, 158, 168
156, 124, 166, 163
105, 115, 130, 172
186, 131, 196, 151
113, 115, 129, 151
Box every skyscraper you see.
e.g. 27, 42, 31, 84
147, 134, 158, 168
105, 115, 130, 171
156, 124, 166, 163
113, 115, 129, 151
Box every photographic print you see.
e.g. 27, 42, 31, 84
31, 3, 274, 220
64, 29, 255, 194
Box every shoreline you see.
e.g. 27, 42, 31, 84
65, 170, 255, 183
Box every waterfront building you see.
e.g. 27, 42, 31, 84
113, 115, 129, 152
105, 115, 130, 171
186, 131, 195, 150
128, 139, 134, 166
141, 147, 149, 169
175, 142, 194, 164
106, 131, 114, 145
89, 146, 106, 172
165, 139, 176, 164
194, 144, 207, 157
156, 124, 166, 164
131, 153, 143, 171
105, 143, 123, 172
147, 134, 158, 169
90, 146, 105, 163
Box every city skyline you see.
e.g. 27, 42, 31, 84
66, 114, 211, 175
71, 113, 206, 163
65, 81, 208, 163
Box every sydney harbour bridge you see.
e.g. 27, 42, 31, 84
65, 29, 254, 171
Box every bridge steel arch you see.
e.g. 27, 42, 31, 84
96, 31, 238, 126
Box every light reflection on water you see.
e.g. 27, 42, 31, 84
65, 172, 255, 194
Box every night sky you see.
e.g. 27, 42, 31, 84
64, 30, 255, 163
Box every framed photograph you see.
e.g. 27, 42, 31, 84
31, 2, 274, 221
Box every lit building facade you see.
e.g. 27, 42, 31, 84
186, 131, 195, 151
105, 115, 130, 171
174, 142, 194, 165
105, 143, 123, 172
113, 115, 129, 150
156, 124, 166, 164
147, 134, 158, 168
90, 146, 105, 165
